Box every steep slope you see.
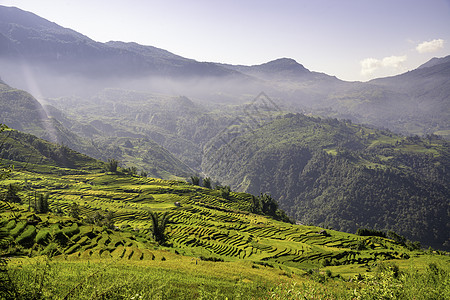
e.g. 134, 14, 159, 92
0, 79, 98, 155
0, 128, 103, 172
0, 81, 193, 178
1, 147, 427, 272
44, 88, 237, 171
366, 54, 450, 137
202, 113, 450, 250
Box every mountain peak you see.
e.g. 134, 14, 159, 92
247, 57, 310, 78
266, 57, 300, 65
259, 58, 308, 71
417, 55, 450, 69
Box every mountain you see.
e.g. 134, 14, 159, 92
0, 5, 231, 77
202, 113, 450, 250
0, 128, 103, 172
0, 5, 253, 98
0, 79, 97, 155
1, 5, 449, 138
0, 80, 193, 179
221, 58, 337, 82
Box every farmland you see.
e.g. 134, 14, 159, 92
1, 163, 449, 299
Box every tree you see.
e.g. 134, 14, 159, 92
35, 193, 49, 213
203, 177, 212, 189
69, 202, 81, 219
4, 184, 21, 203
190, 176, 200, 186
259, 193, 278, 216
220, 186, 231, 199
106, 158, 119, 173
149, 211, 170, 244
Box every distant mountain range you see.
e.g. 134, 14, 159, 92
1, 5, 449, 138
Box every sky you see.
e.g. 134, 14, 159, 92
1, 0, 449, 81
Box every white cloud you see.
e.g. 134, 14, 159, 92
381, 55, 407, 68
416, 39, 444, 53
360, 55, 407, 76
360, 58, 382, 76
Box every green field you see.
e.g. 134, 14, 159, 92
1, 164, 449, 299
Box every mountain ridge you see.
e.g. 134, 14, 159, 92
0, 4, 449, 139
0, 80, 194, 179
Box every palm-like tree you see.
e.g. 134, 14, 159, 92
149, 211, 170, 244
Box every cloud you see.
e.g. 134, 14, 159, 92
360, 58, 381, 76
381, 55, 407, 68
416, 39, 444, 53
360, 55, 407, 76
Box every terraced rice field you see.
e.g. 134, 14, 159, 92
2, 171, 414, 269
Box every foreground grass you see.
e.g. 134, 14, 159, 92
5, 254, 450, 300
7, 255, 281, 299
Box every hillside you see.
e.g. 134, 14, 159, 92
202, 113, 450, 250
0, 129, 103, 172
43, 88, 239, 171
1, 128, 449, 299
0, 81, 193, 179
0, 134, 438, 268
0, 80, 98, 156
26, 88, 450, 250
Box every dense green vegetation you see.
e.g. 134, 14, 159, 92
0, 126, 448, 299
2, 80, 449, 252
43, 89, 236, 171
3, 82, 449, 251
203, 113, 450, 250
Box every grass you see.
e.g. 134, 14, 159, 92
7, 255, 284, 299
6, 253, 449, 299
0, 169, 436, 269
1, 163, 449, 299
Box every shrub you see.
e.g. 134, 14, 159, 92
190, 176, 200, 186
357, 227, 386, 238
9, 221, 27, 238
16, 225, 36, 247
35, 230, 50, 245
63, 223, 80, 237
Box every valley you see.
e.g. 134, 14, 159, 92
0, 131, 449, 298
0, 4, 449, 299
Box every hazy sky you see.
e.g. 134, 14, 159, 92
1, 0, 449, 81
